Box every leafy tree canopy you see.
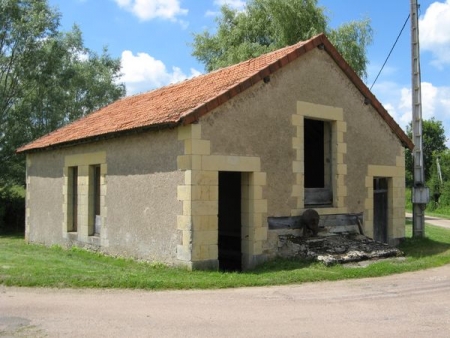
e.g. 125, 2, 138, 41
405, 118, 448, 187
426, 149, 450, 211
191, 0, 373, 78
0, 0, 125, 186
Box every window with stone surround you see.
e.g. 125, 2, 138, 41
63, 152, 106, 239
304, 118, 333, 206
89, 164, 102, 235
67, 166, 78, 232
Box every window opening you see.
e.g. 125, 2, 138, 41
68, 166, 78, 232
304, 119, 325, 187
304, 119, 332, 206
90, 165, 101, 235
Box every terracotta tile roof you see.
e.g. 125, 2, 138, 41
17, 34, 413, 153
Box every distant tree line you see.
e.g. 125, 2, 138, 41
0, 0, 125, 233
405, 118, 449, 212
192, 0, 373, 79
2, 0, 446, 233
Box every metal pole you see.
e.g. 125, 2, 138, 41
437, 157, 443, 186
411, 0, 427, 237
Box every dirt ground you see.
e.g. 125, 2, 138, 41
1, 264, 450, 337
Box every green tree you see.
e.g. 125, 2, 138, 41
405, 118, 448, 187
427, 150, 450, 210
1, 0, 59, 124
191, 0, 373, 78
0, 0, 125, 186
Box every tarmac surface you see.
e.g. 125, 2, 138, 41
2, 264, 450, 337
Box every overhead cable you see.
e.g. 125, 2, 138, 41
369, 14, 410, 91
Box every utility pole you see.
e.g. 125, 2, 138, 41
411, 0, 429, 237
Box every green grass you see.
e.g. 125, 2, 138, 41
1, 223, 450, 290
405, 186, 450, 218
423, 210, 450, 219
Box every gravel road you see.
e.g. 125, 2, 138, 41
1, 264, 450, 337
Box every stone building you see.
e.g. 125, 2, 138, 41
17, 34, 413, 270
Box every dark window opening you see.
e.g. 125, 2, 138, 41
90, 165, 101, 236
69, 166, 78, 232
304, 119, 333, 206
304, 119, 325, 188
93, 165, 101, 220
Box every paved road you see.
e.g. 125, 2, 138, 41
2, 265, 450, 337
405, 213, 450, 229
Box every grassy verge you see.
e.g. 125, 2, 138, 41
424, 211, 450, 219
1, 223, 450, 290
405, 187, 450, 218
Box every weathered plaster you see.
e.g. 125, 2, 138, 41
198, 48, 406, 259
176, 124, 268, 270
25, 47, 407, 269
363, 149, 406, 244
26, 129, 184, 264
63, 151, 106, 244
201, 49, 403, 215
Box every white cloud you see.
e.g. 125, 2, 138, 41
213, 0, 246, 10
120, 50, 202, 95
179, 20, 189, 30
419, 0, 450, 67
375, 81, 450, 146
399, 82, 439, 121
74, 50, 89, 62
114, 0, 188, 21
205, 10, 220, 17
206, 0, 246, 16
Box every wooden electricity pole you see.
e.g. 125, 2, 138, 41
411, 0, 428, 237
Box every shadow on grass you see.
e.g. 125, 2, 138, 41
251, 257, 319, 274
400, 237, 450, 258
0, 232, 25, 239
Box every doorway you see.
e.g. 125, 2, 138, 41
218, 171, 242, 271
373, 177, 388, 243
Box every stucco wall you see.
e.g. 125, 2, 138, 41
25, 153, 64, 245
201, 48, 403, 216
25, 46, 406, 268
26, 129, 184, 264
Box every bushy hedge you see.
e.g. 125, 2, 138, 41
0, 186, 25, 234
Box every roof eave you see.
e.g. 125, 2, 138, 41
18, 34, 413, 153
16, 121, 180, 154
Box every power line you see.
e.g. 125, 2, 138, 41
369, 14, 410, 91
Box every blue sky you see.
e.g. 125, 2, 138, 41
49, 0, 450, 144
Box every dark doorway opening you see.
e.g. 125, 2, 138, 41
218, 171, 242, 272
374, 178, 388, 243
